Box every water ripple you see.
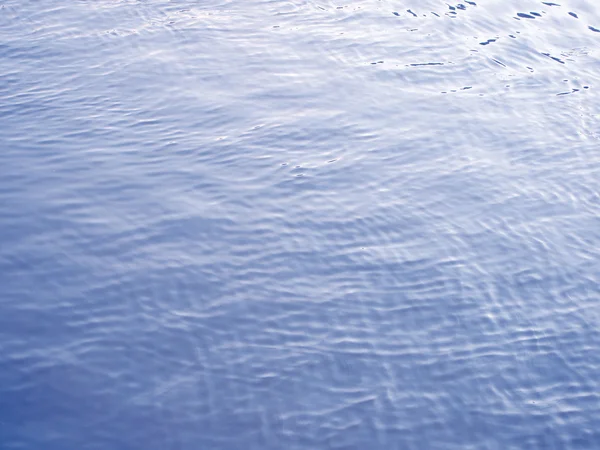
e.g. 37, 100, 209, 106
1, 0, 600, 448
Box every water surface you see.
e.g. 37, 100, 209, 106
1, 0, 600, 448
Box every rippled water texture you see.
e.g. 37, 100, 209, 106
1, 0, 600, 448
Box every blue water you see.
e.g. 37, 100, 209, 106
1, 0, 600, 448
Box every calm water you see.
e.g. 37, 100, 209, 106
1, 0, 600, 448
